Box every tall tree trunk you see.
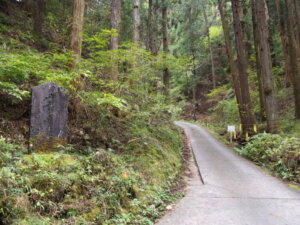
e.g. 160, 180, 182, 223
285, 0, 300, 119
231, 0, 256, 133
147, 0, 154, 52
151, 0, 160, 55
162, 0, 170, 92
111, 0, 121, 50
252, 1, 266, 121
203, 7, 216, 89
70, 0, 85, 68
293, 0, 300, 47
110, 0, 121, 80
133, 0, 141, 43
275, 0, 292, 87
218, 0, 243, 125
252, 0, 279, 133
242, 5, 253, 67
192, 53, 197, 120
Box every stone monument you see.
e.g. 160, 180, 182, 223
29, 82, 68, 152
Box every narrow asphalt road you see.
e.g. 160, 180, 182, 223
157, 122, 300, 225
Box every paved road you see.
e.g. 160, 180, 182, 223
157, 122, 300, 225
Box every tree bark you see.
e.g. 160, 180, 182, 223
285, 0, 300, 119
240, 3, 252, 67
110, 0, 121, 50
252, 0, 266, 121
275, 0, 292, 87
133, 0, 141, 43
70, 0, 85, 68
151, 0, 160, 55
162, 0, 170, 92
293, 0, 300, 47
252, 0, 279, 133
147, 0, 154, 52
231, 0, 256, 133
110, 0, 121, 80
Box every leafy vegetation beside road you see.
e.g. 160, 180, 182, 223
0, 122, 183, 225
0, 16, 188, 224
237, 134, 300, 183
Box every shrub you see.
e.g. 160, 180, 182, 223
0, 136, 26, 167
0, 122, 183, 224
0, 81, 30, 101
237, 133, 300, 183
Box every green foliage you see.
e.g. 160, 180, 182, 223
0, 136, 26, 167
206, 85, 239, 124
0, 64, 28, 84
211, 98, 239, 124
79, 91, 128, 111
209, 26, 223, 40
0, 4, 192, 224
206, 84, 232, 103
0, 122, 183, 224
203, 26, 223, 47
84, 29, 118, 51
237, 134, 300, 182
0, 81, 29, 101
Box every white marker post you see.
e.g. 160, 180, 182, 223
227, 126, 236, 143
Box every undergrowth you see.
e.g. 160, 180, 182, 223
0, 29, 188, 224
237, 133, 300, 183
0, 121, 183, 225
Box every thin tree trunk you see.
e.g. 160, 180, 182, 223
231, 0, 256, 133
152, 0, 160, 55
111, 0, 121, 50
293, 0, 300, 48
147, 0, 154, 52
252, 0, 279, 133
285, 0, 300, 119
70, 0, 85, 68
133, 0, 141, 43
162, 0, 170, 92
110, 0, 121, 80
192, 53, 197, 121
203, 8, 216, 89
275, 0, 292, 87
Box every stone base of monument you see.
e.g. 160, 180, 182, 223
29, 134, 67, 153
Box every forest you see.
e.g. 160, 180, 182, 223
0, 0, 299, 224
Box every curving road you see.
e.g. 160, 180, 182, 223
157, 122, 300, 225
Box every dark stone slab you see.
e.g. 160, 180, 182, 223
29, 82, 68, 152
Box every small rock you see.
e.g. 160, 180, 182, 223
166, 205, 173, 210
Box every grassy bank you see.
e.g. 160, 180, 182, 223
0, 35, 187, 224
0, 121, 183, 225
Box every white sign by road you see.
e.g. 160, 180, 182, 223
227, 126, 235, 132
